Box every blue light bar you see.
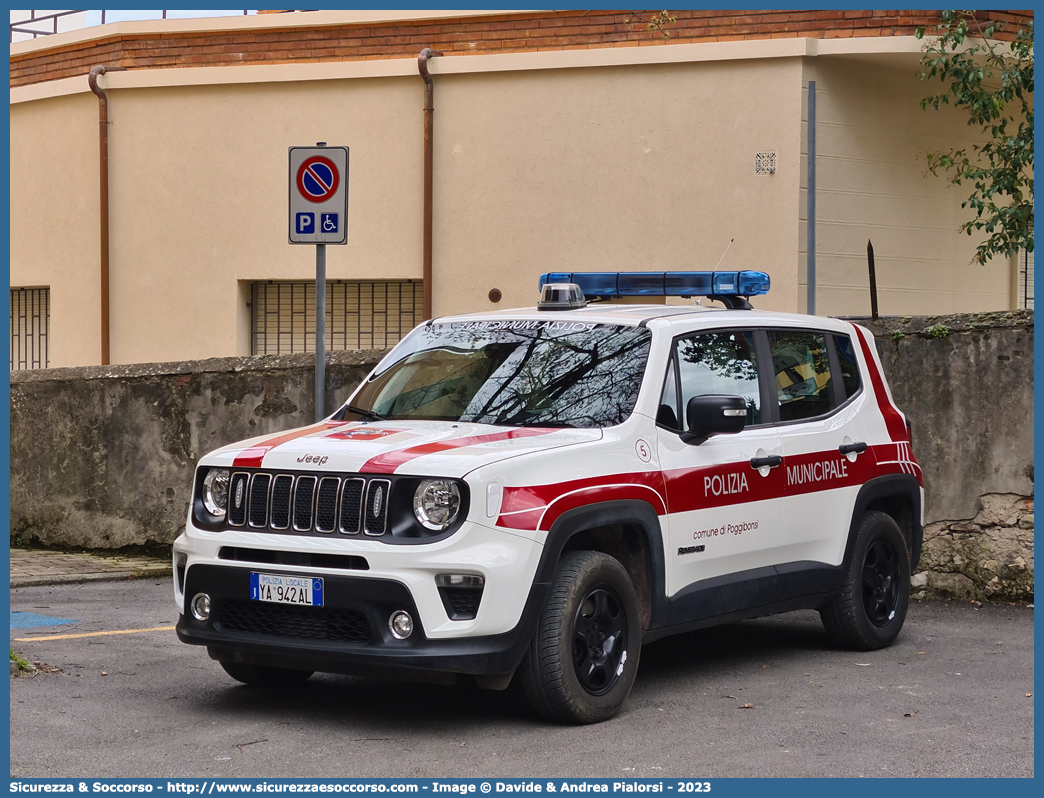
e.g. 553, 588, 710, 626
538, 271, 770, 299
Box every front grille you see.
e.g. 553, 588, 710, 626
228, 473, 249, 526
271, 475, 293, 529
365, 479, 391, 536
316, 477, 340, 533
214, 599, 372, 644
249, 474, 271, 527
339, 478, 364, 535
293, 476, 317, 531
216, 470, 399, 537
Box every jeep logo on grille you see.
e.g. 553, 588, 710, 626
372, 486, 384, 517
234, 480, 244, 509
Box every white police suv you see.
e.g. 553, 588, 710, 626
175, 271, 923, 723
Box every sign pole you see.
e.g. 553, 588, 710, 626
315, 242, 327, 422
314, 140, 328, 423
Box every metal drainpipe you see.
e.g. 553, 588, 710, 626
418, 48, 443, 321
88, 64, 126, 365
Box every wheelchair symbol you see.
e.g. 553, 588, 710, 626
321, 213, 339, 233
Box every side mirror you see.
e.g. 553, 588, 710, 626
681, 394, 748, 445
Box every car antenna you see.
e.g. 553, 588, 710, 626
713, 238, 735, 269
697, 238, 735, 305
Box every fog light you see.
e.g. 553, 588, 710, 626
191, 593, 211, 621
389, 610, 413, 640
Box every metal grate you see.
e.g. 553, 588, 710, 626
1019, 220, 1034, 310
755, 152, 777, 175
251, 280, 423, 355
10, 287, 50, 370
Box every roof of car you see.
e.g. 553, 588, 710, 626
433, 303, 857, 333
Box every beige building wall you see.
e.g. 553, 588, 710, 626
433, 58, 803, 317
800, 55, 1012, 316
10, 92, 101, 368
103, 77, 424, 365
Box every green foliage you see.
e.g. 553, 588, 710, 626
891, 330, 906, 341
916, 11, 1033, 265
10, 649, 31, 674
924, 324, 952, 339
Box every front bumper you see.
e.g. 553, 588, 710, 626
177, 564, 548, 677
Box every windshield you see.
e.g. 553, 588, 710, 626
338, 320, 652, 428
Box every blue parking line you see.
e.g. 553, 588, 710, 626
10, 611, 78, 629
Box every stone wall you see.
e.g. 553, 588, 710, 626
9, 311, 1034, 600
854, 310, 1034, 601
10, 350, 382, 550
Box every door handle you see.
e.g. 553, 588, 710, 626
750, 455, 782, 469
839, 442, 868, 455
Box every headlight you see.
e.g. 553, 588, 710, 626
413, 479, 461, 531
202, 468, 230, 517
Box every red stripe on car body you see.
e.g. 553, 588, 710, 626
231, 421, 347, 468
360, 427, 559, 474
496, 443, 918, 531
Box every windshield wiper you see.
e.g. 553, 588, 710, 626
344, 405, 386, 422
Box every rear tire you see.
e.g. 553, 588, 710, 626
219, 660, 314, 688
518, 551, 641, 724
821, 510, 910, 650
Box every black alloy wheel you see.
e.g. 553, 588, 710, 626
820, 510, 911, 651
518, 550, 642, 724
571, 585, 628, 696
862, 537, 901, 626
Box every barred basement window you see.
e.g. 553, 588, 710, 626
1018, 220, 1034, 310
251, 280, 423, 355
10, 287, 49, 370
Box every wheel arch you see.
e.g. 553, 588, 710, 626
844, 474, 923, 569
535, 499, 667, 632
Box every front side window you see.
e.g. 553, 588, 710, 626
768, 330, 835, 422
343, 321, 652, 428
668, 330, 761, 427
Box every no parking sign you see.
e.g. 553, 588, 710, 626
289, 145, 348, 244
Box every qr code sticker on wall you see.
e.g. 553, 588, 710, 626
755, 152, 777, 175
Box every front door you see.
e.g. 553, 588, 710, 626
654, 328, 785, 596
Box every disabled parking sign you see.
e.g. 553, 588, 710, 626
289, 146, 348, 244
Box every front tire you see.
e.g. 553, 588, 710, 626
821, 510, 910, 650
218, 660, 314, 688
518, 551, 642, 724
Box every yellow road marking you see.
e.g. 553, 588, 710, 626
14, 625, 176, 642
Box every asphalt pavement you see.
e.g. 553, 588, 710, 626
9, 577, 1033, 779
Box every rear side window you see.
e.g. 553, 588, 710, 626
834, 334, 862, 400
672, 330, 762, 426
768, 331, 836, 422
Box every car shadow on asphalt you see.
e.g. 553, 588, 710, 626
189, 611, 833, 728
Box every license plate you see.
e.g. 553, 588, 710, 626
250, 573, 324, 607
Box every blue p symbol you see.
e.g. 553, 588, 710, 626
296, 213, 314, 234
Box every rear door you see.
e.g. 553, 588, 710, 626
768, 328, 870, 567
